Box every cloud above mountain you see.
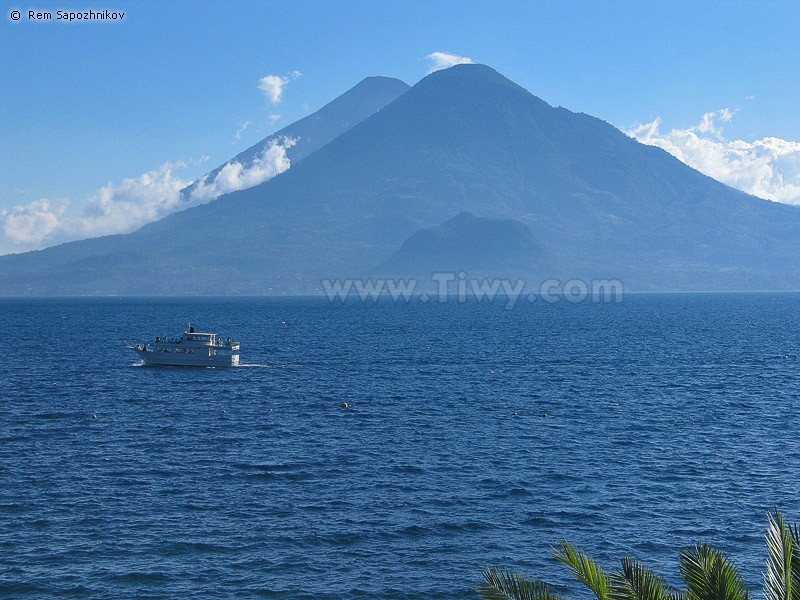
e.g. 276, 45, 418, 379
188, 137, 296, 203
0, 138, 297, 255
628, 110, 800, 205
233, 120, 251, 143
258, 70, 302, 104
0, 199, 67, 253
0, 162, 190, 255
425, 52, 473, 73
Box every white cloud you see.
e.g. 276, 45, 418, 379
0, 199, 67, 253
627, 110, 800, 205
189, 137, 296, 203
75, 161, 190, 235
0, 161, 191, 255
268, 114, 281, 124
258, 70, 301, 104
233, 120, 252, 143
425, 51, 474, 73
0, 163, 192, 254
0, 138, 298, 255
259, 75, 289, 104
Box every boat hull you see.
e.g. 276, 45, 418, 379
133, 348, 239, 367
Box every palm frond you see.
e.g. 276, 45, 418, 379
476, 567, 566, 600
679, 543, 748, 600
609, 556, 680, 600
764, 508, 800, 600
553, 540, 610, 600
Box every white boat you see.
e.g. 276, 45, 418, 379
129, 325, 240, 367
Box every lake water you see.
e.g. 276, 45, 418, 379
1, 294, 799, 599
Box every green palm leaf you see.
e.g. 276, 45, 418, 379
610, 556, 681, 600
679, 543, 749, 600
476, 566, 566, 600
764, 508, 800, 600
553, 540, 611, 600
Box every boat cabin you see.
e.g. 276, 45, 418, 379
184, 331, 216, 344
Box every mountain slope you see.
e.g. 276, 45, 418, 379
2, 64, 800, 294
180, 75, 410, 200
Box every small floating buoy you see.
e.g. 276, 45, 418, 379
92, 414, 97, 419
269, 408, 273, 412
341, 402, 349, 408
513, 412, 518, 416
222, 409, 227, 413
542, 413, 548, 418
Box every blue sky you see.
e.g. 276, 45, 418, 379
2, 0, 799, 253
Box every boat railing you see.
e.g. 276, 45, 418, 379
211, 338, 239, 350
213, 342, 240, 350
152, 335, 239, 350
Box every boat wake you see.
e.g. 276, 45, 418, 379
239, 363, 304, 368
129, 361, 302, 369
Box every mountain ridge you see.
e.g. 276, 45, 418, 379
180, 75, 410, 200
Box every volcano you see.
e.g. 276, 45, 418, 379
2, 64, 799, 294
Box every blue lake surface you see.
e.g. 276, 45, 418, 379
1, 294, 799, 599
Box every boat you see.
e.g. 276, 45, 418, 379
129, 325, 240, 367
